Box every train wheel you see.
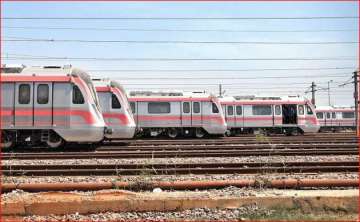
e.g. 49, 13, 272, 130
46, 134, 64, 148
167, 128, 178, 139
195, 128, 206, 138
1, 131, 14, 150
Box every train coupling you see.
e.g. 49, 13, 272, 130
104, 127, 113, 135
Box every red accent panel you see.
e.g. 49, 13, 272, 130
221, 101, 305, 105
96, 86, 112, 92
1, 75, 72, 82
1, 108, 95, 124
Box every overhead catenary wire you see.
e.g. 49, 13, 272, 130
3, 26, 358, 33
3, 56, 357, 61
3, 37, 358, 45
3, 16, 358, 20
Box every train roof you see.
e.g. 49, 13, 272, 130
315, 106, 355, 112
219, 95, 309, 103
1, 64, 92, 84
129, 90, 214, 98
93, 78, 126, 95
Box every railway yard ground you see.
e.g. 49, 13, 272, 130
1, 132, 359, 221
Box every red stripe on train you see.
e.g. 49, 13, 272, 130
1, 108, 95, 124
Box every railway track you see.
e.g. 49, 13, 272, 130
2, 148, 358, 160
3, 161, 357, 176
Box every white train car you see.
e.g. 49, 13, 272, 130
219, 96, 320, 135
1, 65, 106, 148
94, 79, 136, 139
128, 91, 227, 138
315, 106, 355, 131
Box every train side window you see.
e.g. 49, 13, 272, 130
183, 102, 190, 113
130, 102, 136, 113
236, 106, 242, 115
316, 112, 324, 119
227, 106, 234, 115
148, 102, 170, 114
342, 112, 355, 118
275, 105, 281, 115
298, 105, 304, 115
326, 112, 330, 119
193, 102, 200, 113
111, 94, 121, 109
212, 103, 219, 113
252, 105, 272, 115
306, 105, 313, 115
332, 112, 336, 119
37, 84, 49, 104
19, 84, 30, 104
72, 85, 85, 104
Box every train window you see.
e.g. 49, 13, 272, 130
193, 102, 200, 113
72, 85, 85, 104
332, 112, 336, 119
316, 112, 324, 119
342, 112, 355, 119
306, 105, 313, 115
227, 106, 234, 115
19, 84, 30, 104
298, 105, 304, 115
236, 106, 242, 115
111, 94, 121, 109
326, 113, 331, 119
275, 105, 281, 115
183, 102, 190, 113
130, 102, 136, 113
212, 103, 219, 113
148, 102, 170, 114
252, 105, 272, 115
37, 84, 49, 104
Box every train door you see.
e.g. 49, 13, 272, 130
235, 105, 243, 128
181, 101, 191, 126
192, 101, 202, 126
226, 105, 235, 127
282, 104, 297, 124
325, 112, 331, 127
34, 83, 53, 127
130, 102, 138, 125
297, 104, 305, 125
1, 83, 15, 128
274, 105, 282, 126
15, 82, 33, 127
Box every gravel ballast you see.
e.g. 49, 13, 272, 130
3, 155, 358, 165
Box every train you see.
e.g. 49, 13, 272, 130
315, 106, 356, 131
219, 95, 320, 136
0, 65, 107, 149
1, 64, 354, 149
93, 79, 136, 139
128, 91, 227, 138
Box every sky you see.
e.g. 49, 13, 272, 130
2, 2, 358, 106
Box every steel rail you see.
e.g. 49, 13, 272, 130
2, 148, 358, 160
3, 161, 358, 176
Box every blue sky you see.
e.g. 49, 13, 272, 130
2, 2, 358, 106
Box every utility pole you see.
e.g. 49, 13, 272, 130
219, 84, 222, 97
311, 82, 316, 107
353, 71, 358, 135
327, 80, 333, 106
